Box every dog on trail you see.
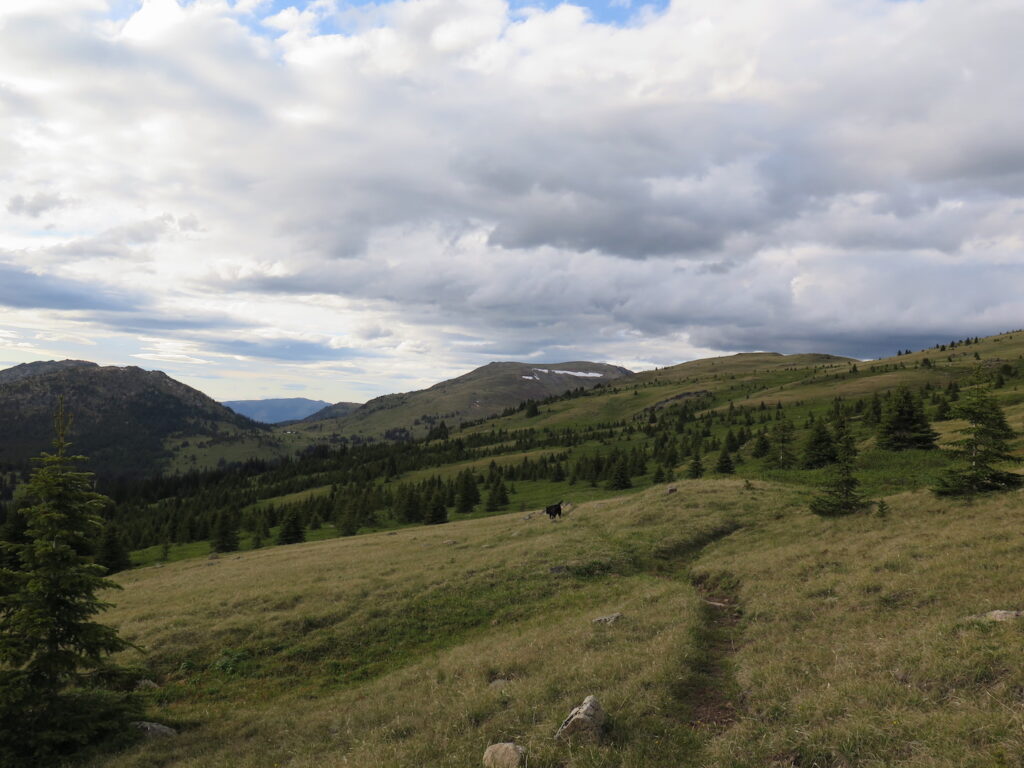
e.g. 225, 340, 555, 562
544, 501, 563, 520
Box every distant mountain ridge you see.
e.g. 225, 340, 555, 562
293, 360, 633, 439
223, 398, 334, 424
0, 360, 262, 476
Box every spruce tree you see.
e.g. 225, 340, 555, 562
685, 452, 705, 479
801, 419, 836, 469
715, 447, 735, 474
876, 386, 938, 451
809, 419, 868, 516
933, 388, 1022, 495
606, 458, 632, 490
765, 419, 797, 469
750, 432, 770, 459
425, 490, 448, 525
0, 404, 139, 764
276, 509, 305, 545
455, 470, 480, 514
211, 511, 239, 553
97, 522, 133, 574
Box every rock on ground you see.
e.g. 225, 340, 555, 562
970, 609, 1024, 622
592, 612, 623, 625
483, 742, 526, 767
131, 721, 177, 738
554, 695, 605, 743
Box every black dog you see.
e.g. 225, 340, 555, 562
545, 501, 563, 519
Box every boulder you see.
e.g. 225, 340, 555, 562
489, 677, 512, 690
483, 742, 526, 768
134, 678, 159, 691
131, 721, 177, 738
554, 695, 605, 743
592, 612, 623, 625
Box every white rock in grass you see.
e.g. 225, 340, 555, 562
971, 609, 1024, 622
134, 678, 159, 691
483, 742, 526, 767
592, 612, 623, 625
554, 695, 605, 743
131, 721, 177, 738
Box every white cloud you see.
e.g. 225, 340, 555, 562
0, 0, 1022, 399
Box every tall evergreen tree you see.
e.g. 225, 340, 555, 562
715, 447, 735, 474
765, 419, 797, 469
750, 432, 770, 459
809, 419, 868, 516
685, 452, 705, 479
801, 419, 837, 469
97, 522, 133, 574
425, 489, 448, 525
606, 458, 632, 490
0, 404, 139, 764
455, 470, 480, 514
876, 386, 938, 451
276, 509, 306, 545
211, 511, 239, 553
934, 388, 1022, 495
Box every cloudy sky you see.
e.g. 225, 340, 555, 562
1, 0, 1022, 402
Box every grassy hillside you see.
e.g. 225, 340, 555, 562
290, 360, 633, 441
121, 332, 1024, 570
96, 479, 1024, 767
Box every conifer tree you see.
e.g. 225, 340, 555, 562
765, 419, 797, 469
211, 511, 239, 553
0, 404, 139, 763
685, 451, 705, 479
715, 447, 735, 474
97, 522, 133, 574
426, 489, 448, 525
933, 388, 1021, 495
876, 386, 938, 451
801, 419, 837, 469
750, 432, 770, 459
455, 470, 480, 514
652, 465, 666, 484
606, 458, 632, 490
809, 419, 868, 516
276, 509, 305, 545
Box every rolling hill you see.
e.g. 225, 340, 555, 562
0, 360, 264, 477
292, 360, 633, 440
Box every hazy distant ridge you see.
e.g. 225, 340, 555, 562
223, 398, 334, 424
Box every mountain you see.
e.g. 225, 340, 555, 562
223, 398, 333, 424
293, 360, 633, 439
301, 401, 361, 423
0, 360, 264, 476
0, 359, 98, 384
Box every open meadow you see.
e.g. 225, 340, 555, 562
95, 476, 1024, 767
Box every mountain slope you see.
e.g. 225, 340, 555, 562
0, 358, 98, 384
0, 362, 263, 476
223, 398, 333, 424
293, 360, 633, 439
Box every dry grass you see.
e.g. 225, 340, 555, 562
92, 471, 1024, 767
96, 480, 776, 767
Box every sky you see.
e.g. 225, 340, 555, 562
1, 0, 1023, 403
